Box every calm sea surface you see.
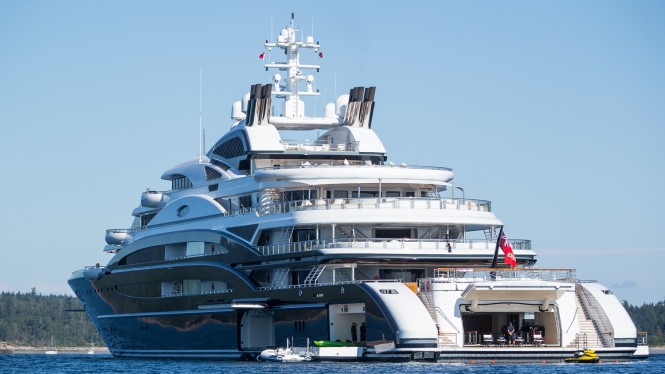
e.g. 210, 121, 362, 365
1, 353, 663, 373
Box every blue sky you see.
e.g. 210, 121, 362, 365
1, 1, 663, 305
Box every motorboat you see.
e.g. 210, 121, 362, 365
258, 339, 314, 362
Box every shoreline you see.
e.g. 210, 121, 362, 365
651, 346, 665, 354
1, 345, 111, 355
2, 345, 664, 356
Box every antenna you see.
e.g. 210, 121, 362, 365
199, 69, 204, 163
334, 72, 337, 98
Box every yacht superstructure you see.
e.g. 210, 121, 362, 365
68, 14, 647, 362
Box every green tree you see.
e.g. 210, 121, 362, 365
0, 292, 100, 347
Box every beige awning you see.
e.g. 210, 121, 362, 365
462, 281, 573, 302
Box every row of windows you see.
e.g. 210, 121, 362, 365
171, 176, 193, 190
205, 166, 223, 181
327, 190, 419, 198
212, 137, 245, 159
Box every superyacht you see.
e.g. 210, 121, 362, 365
68, 14, 648, 362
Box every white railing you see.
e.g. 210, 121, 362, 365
257, 197, 491, 216
109, 196, 493, 235
257, 162, 453, 171
255, 278, 401, 291
432, 268, 576, 282
255, 238, 532, 256
281, 139, 359, 152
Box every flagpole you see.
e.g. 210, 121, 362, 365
490, 226, 503, 280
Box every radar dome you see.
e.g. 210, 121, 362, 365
241, 92, 250, 112
335, 94, 350, 117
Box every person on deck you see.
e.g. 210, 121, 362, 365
360, 322, 366, 344
506, 322, 516, 346
522, 322, 532, 344
351, 322, 358, 343
533, 325, 541, 343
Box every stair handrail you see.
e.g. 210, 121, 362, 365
418, 279, 460, 334
565, 305, 579, 334
575, 283, 614, 347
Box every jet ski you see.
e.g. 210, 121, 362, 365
565, 348, 600, 363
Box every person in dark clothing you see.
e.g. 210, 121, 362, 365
506, 322, 516, 346
351, 322, 358, 343
521, 322, 532, 344
360, 322, 366, 343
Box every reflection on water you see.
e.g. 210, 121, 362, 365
0, 353, 662, 374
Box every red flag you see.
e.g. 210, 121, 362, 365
318, 51, 323, 58
259, 52, 265, 59
499, 231, 516, 267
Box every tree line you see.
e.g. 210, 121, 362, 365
0, 290, 98, 348
0, 290, 663, 347
622, 300, 665, 346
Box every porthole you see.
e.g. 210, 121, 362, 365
177, 205, 190, 217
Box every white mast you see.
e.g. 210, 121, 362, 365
263, 13, 321, 118
198, 69, 203, 163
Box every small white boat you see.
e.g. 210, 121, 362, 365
45, 336, 58, 355
258, 338, 314, 362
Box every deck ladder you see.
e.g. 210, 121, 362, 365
336, 225, 367, 240
429, 227, 448, 239
278, 226, 294, 245
271, 267, 290, 288
304, 265, 326, 285
484, 227, 497, 241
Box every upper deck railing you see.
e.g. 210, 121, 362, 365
108, 196, 492, 237
256, 161, 453, 172
281, 139, 359, 152
256, 197, 491, 216
432, 267, 576, 282
255, 238, 532, 256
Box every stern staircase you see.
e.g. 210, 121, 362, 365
568, 283, 614, 348
417, 280, 457, 346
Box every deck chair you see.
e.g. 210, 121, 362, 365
515, 334, 525, 347
496, 335, 507, 346
533, 333, 543, 347
482, 334, 494, 347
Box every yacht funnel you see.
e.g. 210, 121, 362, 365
342, 86, 377, 128
246, 83, 273, 126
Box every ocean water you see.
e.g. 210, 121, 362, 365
0, 353, 663, 374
